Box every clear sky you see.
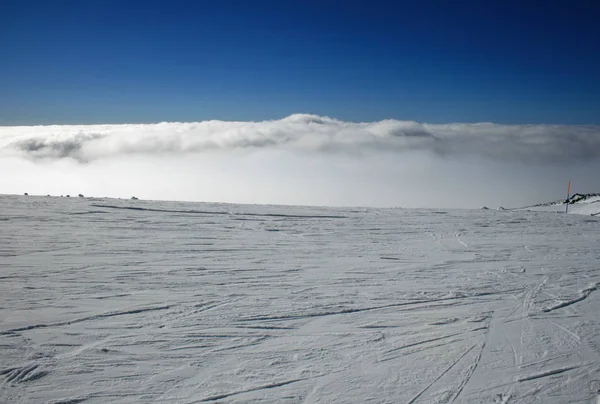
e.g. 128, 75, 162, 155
2, 0, 600, 125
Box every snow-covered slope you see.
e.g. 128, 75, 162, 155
521, 193, 600, 216
1, 195, 600, 403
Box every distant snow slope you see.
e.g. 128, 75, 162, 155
521, 193, 600, 216
1, 195, 600, 403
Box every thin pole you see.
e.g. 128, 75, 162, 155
565, 180, 571, 214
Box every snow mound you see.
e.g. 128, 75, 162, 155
522, 193, 600, 216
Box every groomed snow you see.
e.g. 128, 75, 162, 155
1, 195, 600, 403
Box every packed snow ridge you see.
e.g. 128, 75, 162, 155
521, 193, 600, 216
1, 194, 600, 403
530, 193, 600, 207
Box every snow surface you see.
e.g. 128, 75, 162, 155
522, 194, 600, 217
1, 195, 600, 403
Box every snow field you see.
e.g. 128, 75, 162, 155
1, 195, 600, 403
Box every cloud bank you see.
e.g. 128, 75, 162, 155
2, 114, 600, 164
1, 115, 599, 208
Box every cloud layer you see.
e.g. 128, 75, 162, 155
1, 115, 599, 208
2, 114, 600, 164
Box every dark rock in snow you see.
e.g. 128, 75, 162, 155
131, 196, 139, 200
78, 194, 84, 198
24, 193, 28, 196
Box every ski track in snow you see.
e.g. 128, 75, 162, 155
1, 195, 600, 403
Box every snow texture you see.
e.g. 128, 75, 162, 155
522, 193, 600, 217
1, 195, 600, 403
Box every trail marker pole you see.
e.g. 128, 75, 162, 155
565, 180, 571, 214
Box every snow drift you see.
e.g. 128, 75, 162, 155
522, 193, 600, 216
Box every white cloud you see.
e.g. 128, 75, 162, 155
1, 114, 599, 208
3, 114, 600, 163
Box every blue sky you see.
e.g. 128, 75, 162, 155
1, 0, 600, 125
